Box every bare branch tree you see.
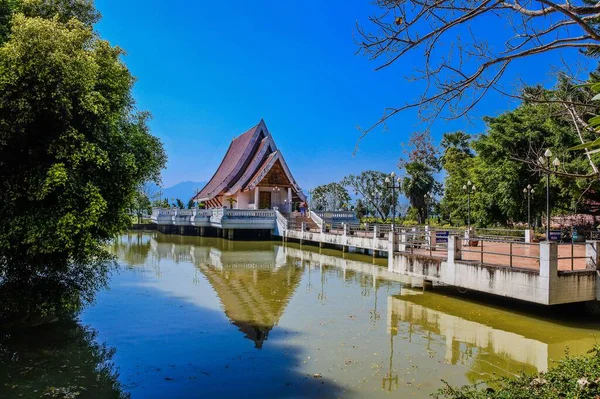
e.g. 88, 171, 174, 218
356, 0, 600, 137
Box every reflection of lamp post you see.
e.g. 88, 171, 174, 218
462, 181, 476, 231
385, 172, 402, 225
370, 279, 380, 323
382, 330, 398, 391
523, 184, 534, 229
539, 150, 560, 240
318, 263, 327, 303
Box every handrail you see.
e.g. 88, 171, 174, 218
275, 209, 288, 230
313, 211, 356, 220
224, 209, 275, 218
309, 210, 324, 230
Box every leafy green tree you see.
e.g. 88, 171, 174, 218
132, 191, 151, 224
399, 131, 441, 224
402, 162, 440, 224
341, 170, 397, 218
187, 199, 196, 209
175, 198, 185, 209
439, 132, 474, 225
0, 2, 166, 323
312, 183, 351, 211
354, 199, 367, 219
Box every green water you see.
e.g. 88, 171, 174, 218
1, 231, 599, 398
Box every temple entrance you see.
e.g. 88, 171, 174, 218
259, 191, 271, 209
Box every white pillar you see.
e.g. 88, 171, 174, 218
539, 241, 558, 305
525, 229, 535, 243
388, 229, 396, 271
448, 235, 462, 261
586, 240, 599, 270
254, 187, 260, 209
287, 187, 292, 213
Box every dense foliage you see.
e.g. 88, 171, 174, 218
440, 98, 600, 227
311, 182, 351, 211
341, 170, 398, 218
435, 346, 600, 399
0, 0, 166, 323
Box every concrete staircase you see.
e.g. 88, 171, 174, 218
288, 215, 320, 232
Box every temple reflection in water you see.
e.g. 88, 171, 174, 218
112, 232, 600, 389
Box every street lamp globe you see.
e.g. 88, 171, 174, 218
385, 177, 390, 183
471, 185, 476, 191
527, 184, 532, 190
553, 157, 561, 167
544, 148, 553, 158
462, 184, 467, 191
390, 171, 396, 178
523, 188, 527, 193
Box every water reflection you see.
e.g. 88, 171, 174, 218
0, 320, 128, 398
387, 289, 600, 381
142, 234, 303, 348
99, 232, 600, 397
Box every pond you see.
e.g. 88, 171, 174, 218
2, 231, 600, 398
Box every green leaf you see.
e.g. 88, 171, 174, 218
568, 137, 600, 151
588, 115, 600, 126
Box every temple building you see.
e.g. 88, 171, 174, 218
193, 120, 306, 212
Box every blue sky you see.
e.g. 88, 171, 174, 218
95, 1, 585, 189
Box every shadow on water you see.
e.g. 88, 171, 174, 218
0, 319, 128, 398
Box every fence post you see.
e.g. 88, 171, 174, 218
539, 241, 558, 305
586, 240, 600, 270
388, 227, 396, 271
398, 229, 407, 252
525, 229, 535, 243
373, 225, 379, 255
448, 235, 462, 261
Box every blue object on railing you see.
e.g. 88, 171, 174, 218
436, 231, 449, 243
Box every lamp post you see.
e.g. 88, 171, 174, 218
423, 192, 433, 225
385, 172, 402, 226
539, 149, 561, 240
371, 190, 381, 219
462, 181, 476, 232
522, 184, 534, 229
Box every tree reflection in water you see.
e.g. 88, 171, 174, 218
0, 319, 127, 398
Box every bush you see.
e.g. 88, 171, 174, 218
434, 346, 600, 399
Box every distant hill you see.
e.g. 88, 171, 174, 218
161, 181, 207, 203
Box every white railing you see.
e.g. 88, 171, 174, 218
177, 209, 194, 216
224, 209, 275, 218
195, 209, 212, 217
275, 209, 289, 230
314, 211, 357, 220
151, 207, 161, 222
309, 210, 324, 230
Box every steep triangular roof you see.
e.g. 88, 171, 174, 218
193, 120, 305, 203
